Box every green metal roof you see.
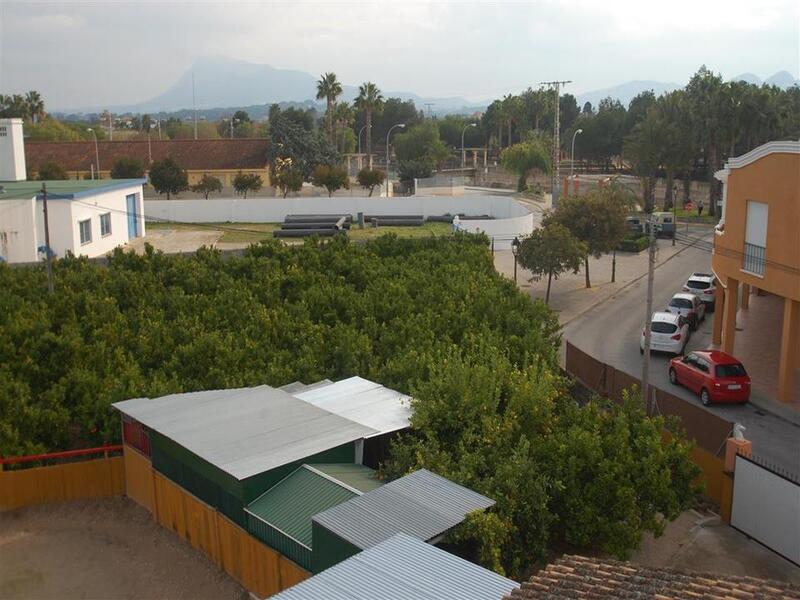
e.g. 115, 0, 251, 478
245, 464, 382, 548
0, 178, 145, 201
311, 464, 384, 493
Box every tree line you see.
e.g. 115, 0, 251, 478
0, 235, 699, 577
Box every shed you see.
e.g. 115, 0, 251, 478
291, 376, 412, 468
244, 463, 382, 570
311, 469, 495, 573
270, 533, 519, 600
113, 386, 375, 525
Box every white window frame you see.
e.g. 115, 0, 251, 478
79, 219, 92, 245
100, 212, 112, 237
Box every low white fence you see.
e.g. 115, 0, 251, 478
731, 454, 800, 566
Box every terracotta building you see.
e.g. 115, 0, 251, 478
24, 138, 270, 187
712, 141, 800, 403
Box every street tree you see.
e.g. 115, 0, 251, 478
149, 157, 189, 199
547, 185, 629, 288
267, 112, 340, 181
355, 82, 384, 169
25, 90, 46, 123
500, 138, 551, 191
233, 172, 263, 198
356, 168, 385, 196
37, 160, 69, 180
190, 173, 223, 199
273, 160, 304, 198
518, 223, 586, 304
110, 157, 145, 179
316, 72, 343, 142
394, 121, 451, 169
623, 108, 665, 212
312, 164, 349, 197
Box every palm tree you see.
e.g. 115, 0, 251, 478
316, 72, 342, 142
355, 82, 383, 169
25, 91, 45, 124
333, 102, 354, 154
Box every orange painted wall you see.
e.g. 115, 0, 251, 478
123, 444, 155, 513
0, 456, 125, 511
713, 152, 800, 301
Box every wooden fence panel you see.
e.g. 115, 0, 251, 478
0, 456, 124, 511
280, 555, 311, 589
123, 444, 155, 513
153, 472, 188, 540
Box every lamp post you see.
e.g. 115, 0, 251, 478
672, 184, 678, 246
385, 123, 405, 197
570, 128, 583, 178
461, 123, 477, 169
87, 128, 100, 179
511, 236, 521, 283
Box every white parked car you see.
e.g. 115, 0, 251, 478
682, 273, 718, 311
640, 311, 690, 356
666, 293, 706, 330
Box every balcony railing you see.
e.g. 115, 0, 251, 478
743, 242, 766, 276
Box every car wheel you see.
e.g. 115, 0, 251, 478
669, 368, 678, 385
700, 388, 711, 406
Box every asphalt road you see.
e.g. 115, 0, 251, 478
563, 237, 800, 475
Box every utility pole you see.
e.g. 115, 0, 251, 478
640, 213, 656, 410
192, 72, 198, 140
41, 183, 54, 294
539, 80, 572, 208
424, 103, 434, 119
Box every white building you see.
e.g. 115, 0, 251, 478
0, 118, 145, 263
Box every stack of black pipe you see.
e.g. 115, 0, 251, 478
365, 215, 425, 227
273, 214, 352, 238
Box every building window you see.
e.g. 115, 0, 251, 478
100, 212, 112, 237
743, 201, 767, 276
79, 219, 92, 245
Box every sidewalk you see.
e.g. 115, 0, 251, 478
494, 238, 686, 324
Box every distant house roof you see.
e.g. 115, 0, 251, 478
271, 533, 519, 600
112, 386, 376, 481
505, 555, 800, 600
25, 138, 270, 173
0, 178, 145, 201
312, 469, 495, 551
246, 464, 382, 550
291, 376, 412, 437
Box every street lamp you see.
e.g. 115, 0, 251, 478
511, 236, 521, 283
385, 123, 405, 196
461, 123, 477, 169
672, 184, 678, 246
570, 128, 583, 178
87, 128, 100, 179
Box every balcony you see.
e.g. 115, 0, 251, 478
742, 242, 766, 276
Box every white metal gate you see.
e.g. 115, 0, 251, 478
731, 455, 800, 565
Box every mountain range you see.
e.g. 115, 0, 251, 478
56, 56, 798, 116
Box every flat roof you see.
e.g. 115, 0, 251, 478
292, 376, 411, 437
113, 386, 376, 481
312, 469, 495, 551
270, 533, 519, 600
246, 464, 373, 549
0, 179, 145, 201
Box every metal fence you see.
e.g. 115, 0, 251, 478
742, 242, 766, 275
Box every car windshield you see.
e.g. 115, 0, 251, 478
686, 280, 710, 290
651, 321, 677, 334
716, 363, 747, 378
669, 298, 693, 309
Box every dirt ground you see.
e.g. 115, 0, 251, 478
631, 508, 800, 584
0, 498, 246, 600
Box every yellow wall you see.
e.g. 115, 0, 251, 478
151, 471, 309, 597
66, 169, 271, 188
123, 445, 155, 513
713, 152, 800, 301
0, 456, 125, 511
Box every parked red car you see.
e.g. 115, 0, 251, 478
669, 350, 751, 405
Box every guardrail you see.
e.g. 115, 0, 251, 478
0, 444, 123, 469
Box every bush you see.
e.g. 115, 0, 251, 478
616, 235, 650, 253
233, 172, 263, 198
312, 164, 349, 197
149, 157, 188, 199
37, 160, 69, 180
110, 157, 145, 179
356, 168, 385, 196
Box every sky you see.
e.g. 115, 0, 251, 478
1, 0, 798, 110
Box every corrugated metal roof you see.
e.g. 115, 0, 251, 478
271, 533, 519, 600
246, 464, 368, 548
279, 379, 333, 394
312, 469, 495, 551
292, 376, 412, 437
112, 386, 376, 480
311, 464, 384, 493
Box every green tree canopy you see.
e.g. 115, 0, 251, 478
273, 161, 304, 198
37, 160, 69, 180
149, 157, 189, 199
393, 121, 451, 169
110, 157, 145, 179
267, 112, 340, 181
233, 172, 263, 198
517, 223, 586, 304
312, 164, 349, 197
500, 139, 551, 191
356, 168, 385, 196
190, 174, 223, 199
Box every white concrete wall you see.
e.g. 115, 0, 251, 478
143, 195, 528, 223
454, 213, 535, 249
0, 198, 38, 262
0, 118, 26, 182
